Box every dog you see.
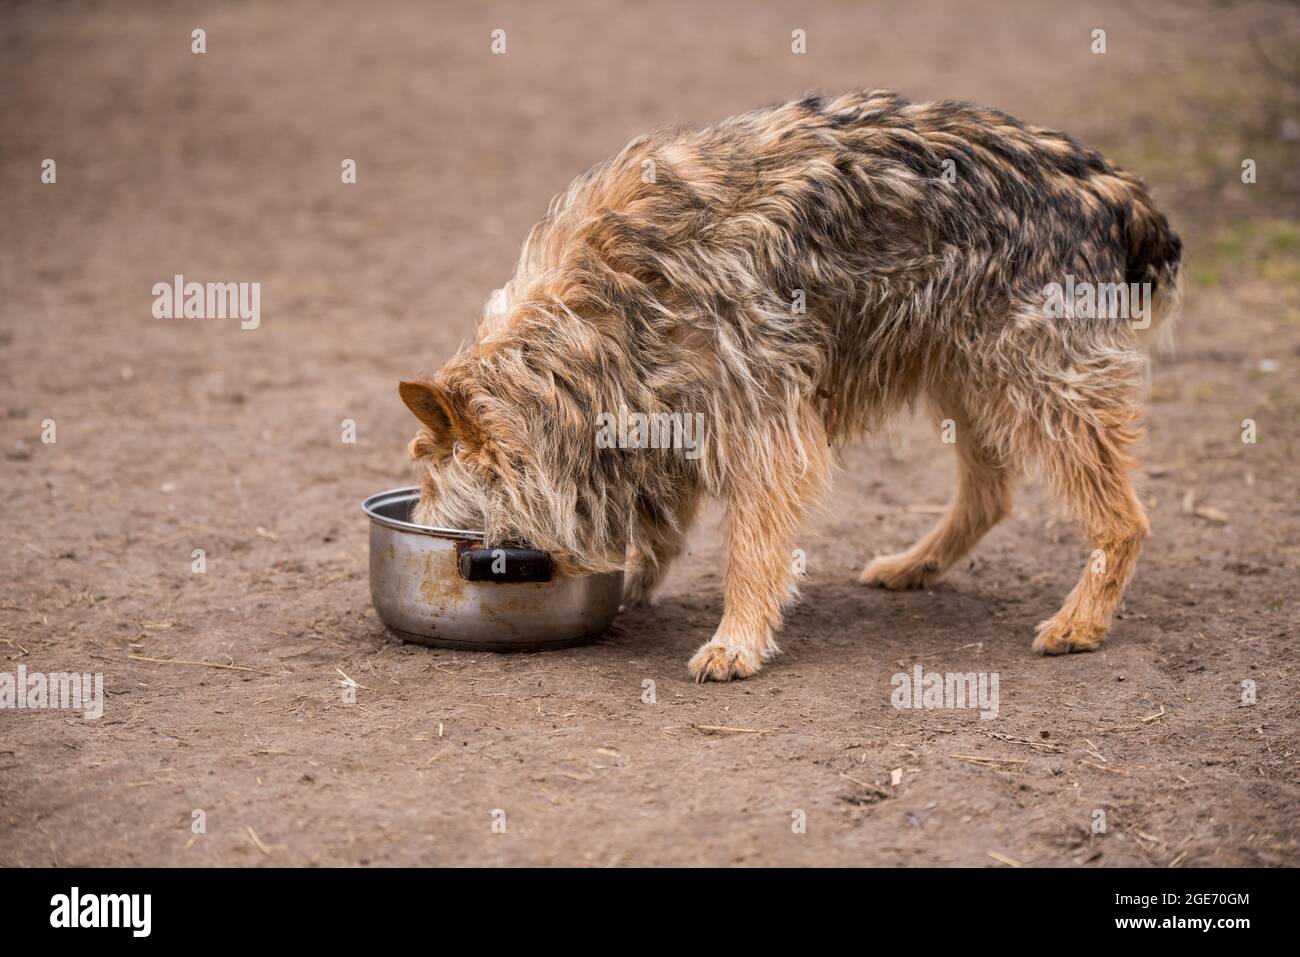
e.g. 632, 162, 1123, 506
398, 90, 1182, 682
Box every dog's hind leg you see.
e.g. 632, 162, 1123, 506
861, 407, 1014, 589
1029, 388, 1149, 654
688, 402, 830, 682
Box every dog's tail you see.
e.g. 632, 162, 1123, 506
1122, 178, 1182, 353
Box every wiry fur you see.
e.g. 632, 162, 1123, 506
399, 90, 1182, 681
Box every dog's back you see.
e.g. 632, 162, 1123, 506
518, 90, 1181, 437
707, 90, 1181, 305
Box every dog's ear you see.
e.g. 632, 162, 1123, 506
399, 378, 454, 436
399, 378, 486, 457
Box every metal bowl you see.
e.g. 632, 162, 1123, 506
362, 487, 623, 651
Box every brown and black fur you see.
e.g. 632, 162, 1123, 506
398, 90, 1182, 681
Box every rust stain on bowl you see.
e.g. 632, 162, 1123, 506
419, 551, 466, 606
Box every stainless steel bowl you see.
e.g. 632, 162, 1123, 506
362, 487, 623, 650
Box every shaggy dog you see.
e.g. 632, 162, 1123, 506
398, 90, 1182, 682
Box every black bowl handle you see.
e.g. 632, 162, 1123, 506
458, 547, 553, 583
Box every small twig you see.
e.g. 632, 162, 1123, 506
952, 754, 1029, 766
335, 667, 370, 690
694, 724, 774, 735
899, 641, 984, 665
1081, 739, 1108, 763
979, 730, 1063, 753
988, 851, 1023, 868
246, 826, 271, 857
127, 654, 276, 676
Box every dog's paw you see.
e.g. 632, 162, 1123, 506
860, 552, 942, 590
1032, 615, 1107, 655
687, 631, 774, 683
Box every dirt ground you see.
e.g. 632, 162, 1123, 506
2, 0, 1298, 867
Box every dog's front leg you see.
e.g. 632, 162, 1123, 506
688, 484, 791, 681
688, 414, 827, 682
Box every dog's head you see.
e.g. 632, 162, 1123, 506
398, 375, 498, 534
397, 360, 633, 577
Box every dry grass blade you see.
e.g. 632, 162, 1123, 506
951, 753, 1029, 767
246, 826, 271, 857
979, 730, 1063, 753
127, 654, 276, 676
335, 667, 371, 690
694, 724, 775, 735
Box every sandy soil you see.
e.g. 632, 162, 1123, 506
2, 0, 1298, 866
